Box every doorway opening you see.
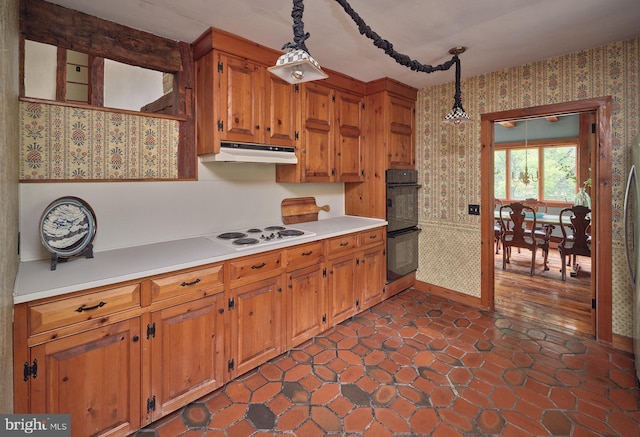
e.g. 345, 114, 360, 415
480, 98, 613, 343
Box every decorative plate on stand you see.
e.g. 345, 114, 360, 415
39, 196, 97, 270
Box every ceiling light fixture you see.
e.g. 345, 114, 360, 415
512, 120, 538, 185
267, 0, 328, 83
269, 0, 471, 124
443, 47, 472, 125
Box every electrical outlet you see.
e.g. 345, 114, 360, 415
468, 204, 480, 215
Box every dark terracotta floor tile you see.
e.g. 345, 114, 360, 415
310, 406, 341, 433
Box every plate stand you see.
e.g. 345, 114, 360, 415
50, 244, 94, 271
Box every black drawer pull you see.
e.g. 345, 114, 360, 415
75, 301, 106, 313
181, 278, 201, 287
251, 263, 266, 269
340, 242, 349, 247
369, 235, 377, 239
302, 251, 313, 256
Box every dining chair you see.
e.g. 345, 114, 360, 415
494, 198, 503, 254
558, 205, 592, 280
499, 202, 551, 275
522, 198, 549, 238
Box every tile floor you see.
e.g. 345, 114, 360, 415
136, 288, 640, 436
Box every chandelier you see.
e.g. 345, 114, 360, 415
268, 0, 471, 124
512, 120, 538, 185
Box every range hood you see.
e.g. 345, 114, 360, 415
199, 142, 298, 164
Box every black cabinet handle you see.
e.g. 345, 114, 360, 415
251, 263, 266, 269
75, 301, 106, 313
302, 251, 313, 256
181, 278, 201, 287
340, 242, 349, 247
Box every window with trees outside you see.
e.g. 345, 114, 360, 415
494, 139, 579, 205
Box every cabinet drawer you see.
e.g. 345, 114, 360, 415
150, 264, 224, 304
29, 284, 141, 335
358, 228, 385, 248
229, 251, 282, 283
326, 234, 357, 256
284, 241, 324, 269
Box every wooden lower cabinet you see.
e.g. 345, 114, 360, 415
29, 318, 142, 437
14, 227, 388, 436
146, 293, 225, 422
327, 254, 359, 326
286, 264, 327, 348
228, 275, 284, 378
359, 245, 386, 311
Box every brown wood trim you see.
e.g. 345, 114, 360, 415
90, 57, 104, 107
481, 117, 496, 310
20, 0, 182, 73
55, 46, 66, 101
19, 97, 186, 121
176, 42, 196, 179
365, 77, 418, 100
612, 333, 633, 354
413, 280, 489, 310
481, 96, 613, 345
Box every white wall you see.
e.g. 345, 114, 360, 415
104, 60, 164, 111
19, 162, 345, 261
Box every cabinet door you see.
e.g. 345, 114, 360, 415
335, 90, 364, 182
327, 254, 358, 326
359, 246, 386, 311
148, 294, 225, 422
218, 53, 264, 144
286, 264, 326, 349
388, 95, 415, 169
265, 73, 297, 146
300, 82, 334, 182
30, 319, 141, 437
230, 275, 284, 377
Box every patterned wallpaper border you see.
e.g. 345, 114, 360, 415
19, 100, 179, 180
416, 37, 639, 337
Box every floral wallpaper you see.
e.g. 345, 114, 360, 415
416, 37, 639, 337
19, 101, 179, 180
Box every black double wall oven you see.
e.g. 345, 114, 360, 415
386, 169, 421, 282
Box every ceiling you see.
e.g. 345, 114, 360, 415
44, 0, 640, 89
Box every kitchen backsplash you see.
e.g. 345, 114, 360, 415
19, 100, 180, 180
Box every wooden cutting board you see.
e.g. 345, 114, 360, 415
281, 197, 330, 224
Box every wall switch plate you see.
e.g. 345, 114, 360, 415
468, 204, 480, 215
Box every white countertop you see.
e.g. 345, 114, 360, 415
14, 216, 386, 304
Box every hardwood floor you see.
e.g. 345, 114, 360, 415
494, 245, 593, 337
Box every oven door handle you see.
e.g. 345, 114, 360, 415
388, 227, 422, 238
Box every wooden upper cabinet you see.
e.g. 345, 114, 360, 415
388, 95, 416, 169
195, 50, 297, 155
218, 53, 263, 143
276, 82, 365, 183
299, 81, 335, 182
335, 90, 365, 182
265, 73, 298, 146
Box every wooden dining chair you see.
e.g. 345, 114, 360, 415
494, 198, 503, 254
499, 202, 551, 275
521, 198, 549, 238
558, 205, 592, 280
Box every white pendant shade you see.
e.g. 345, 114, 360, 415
443, 105, 472, 125
268, 49, 328, 84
